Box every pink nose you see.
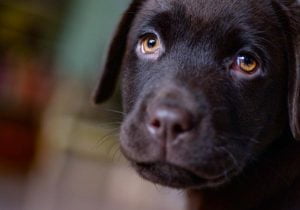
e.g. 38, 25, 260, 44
147, 104, 193, 141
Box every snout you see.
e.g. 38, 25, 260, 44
120, 85, 242, 188
121, 85, 201, 162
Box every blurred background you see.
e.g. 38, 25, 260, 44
0, 0, 185, 210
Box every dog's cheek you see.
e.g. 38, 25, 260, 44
120, 103, 164, 163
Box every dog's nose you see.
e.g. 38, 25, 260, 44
147, 104, 193, 141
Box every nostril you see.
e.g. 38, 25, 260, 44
173, 123, 185, 134
151, 119, 161, 129
148, 118, 163, 136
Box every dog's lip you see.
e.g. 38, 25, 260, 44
134, 161, 236, 186
133, 161, 203, 188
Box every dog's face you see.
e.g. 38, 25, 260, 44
95, 0, 300, 189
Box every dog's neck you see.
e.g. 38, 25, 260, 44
187, 133, 300, 210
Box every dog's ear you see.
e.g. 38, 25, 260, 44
94, 0, 144, 104
284, 0, 300, 140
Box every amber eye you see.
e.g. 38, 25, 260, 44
235, 54, 258, 73
140, 34, 161, 54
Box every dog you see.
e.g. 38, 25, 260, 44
94, 0, 300, 209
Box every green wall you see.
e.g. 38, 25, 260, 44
56, 0, 130, 79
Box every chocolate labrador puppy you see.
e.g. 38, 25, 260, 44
94, 0, 300, 209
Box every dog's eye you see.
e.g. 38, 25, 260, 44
140, 34, 161, 54
234, 54, 258, 73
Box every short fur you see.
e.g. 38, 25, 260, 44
94, 0, 300, 209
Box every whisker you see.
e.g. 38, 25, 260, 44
215, 146, 241, 172
117, 148, 124, 160
176, 189, 186, 196
106, 142, 119, 158
103, 108, 125, 116
97, 128, 120, 146
112, 145, 122, 161
244, 137, 260, 144
109, 143, 120, 160
97, 121, 122, 128
99, 121, 122, 125
154, 184, 160, 192
218, 133, 261, 144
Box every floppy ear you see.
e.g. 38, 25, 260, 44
94, 0, 145, 104
286, 0, 300, 140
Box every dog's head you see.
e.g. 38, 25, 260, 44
95, 0, 300, 188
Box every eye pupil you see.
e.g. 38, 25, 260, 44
147, 39, 157, 48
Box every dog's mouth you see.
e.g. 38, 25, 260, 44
133, 161, 236, 189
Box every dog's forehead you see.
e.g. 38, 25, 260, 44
141, 0, 268, 19
143, 0, 236, 13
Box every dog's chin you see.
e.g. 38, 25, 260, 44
132, 161, 235, 189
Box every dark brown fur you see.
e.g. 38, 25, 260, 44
94, 0, 300, 209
